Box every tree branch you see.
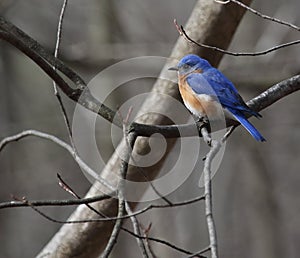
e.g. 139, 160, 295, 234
0, 130, 114, 191
52, 0, 76, 149
125, 202, 149, 258
0, 195, 112, 209
176, 20, 300, 57
0, 16, 121, 128
201, 127, 222, 258
227, 0, 300, 31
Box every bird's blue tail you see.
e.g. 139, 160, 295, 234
230, 112, 266, 142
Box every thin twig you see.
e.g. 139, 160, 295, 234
101, 132, 137, 257
56, 174, 146, 257
10, 188, 205, 257
118, 109, 149, 257
174, 20, 300, 57
187, 246, 211, 258
0, 194, 112, 209
57, 173, 79, 198
227, 0, 300, 32
52, 0, 76, 149
121, 227, 206, 258
141, 223, 157, 258
201, 127, 222, 258
221, 126, 237, 143
57, 173, 108, 217
0, 130, 115, 191
0, 192, 205, 220
125, 202, 149, 258
53, 0, 68, 94
16, 198, 207, 258
48, 173, 203, 257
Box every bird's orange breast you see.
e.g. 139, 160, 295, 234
178, 75, 223, 120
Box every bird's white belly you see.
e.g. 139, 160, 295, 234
185, 94, 227, 120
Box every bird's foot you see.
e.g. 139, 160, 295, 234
195, 116, 211, 133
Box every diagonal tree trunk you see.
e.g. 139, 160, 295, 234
36, 1, 252, 257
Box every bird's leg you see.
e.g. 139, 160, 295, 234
195, 115, 211, 134
196, 116, 208, 124
194, 115, 212, 147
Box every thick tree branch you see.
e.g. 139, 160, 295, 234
0, 16, 121, 128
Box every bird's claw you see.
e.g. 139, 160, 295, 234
196, 116, 211, 133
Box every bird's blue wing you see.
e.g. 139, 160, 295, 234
186, 69, 261, 118
203, 68, 246, 107
185, 73, 218, 97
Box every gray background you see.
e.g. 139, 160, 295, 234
0, 0, 299, 257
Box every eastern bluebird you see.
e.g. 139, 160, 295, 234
169, 54, 265, 141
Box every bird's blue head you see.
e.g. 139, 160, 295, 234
169, 54, 212, 75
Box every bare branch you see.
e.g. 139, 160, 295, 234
57, 173, 80, 199
51, 0, 76, 150
140, 224, 157, 258
9, 172, 204, 257
53, 0, 69, 83
0, 16, 121, 128
228, 0, 300, 32
121, 227, 206, 258
9, 194, 206, 258
101, 132, 137, 257
56, 173, 111, 218
0, 194, 111, 209
119, 108, 173, 205
0, 130, 115, 191
201, 127, 222, 258
125, 202, 149, 258
175, 20, 300, 57
187, 246, 211, 258
1, 188, 205, 222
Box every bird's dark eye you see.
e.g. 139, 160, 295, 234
183, 64, 190, 70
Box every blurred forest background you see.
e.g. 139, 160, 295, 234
0, 0, 300, 257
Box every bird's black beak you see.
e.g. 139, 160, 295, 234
168, 66, 178, 71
